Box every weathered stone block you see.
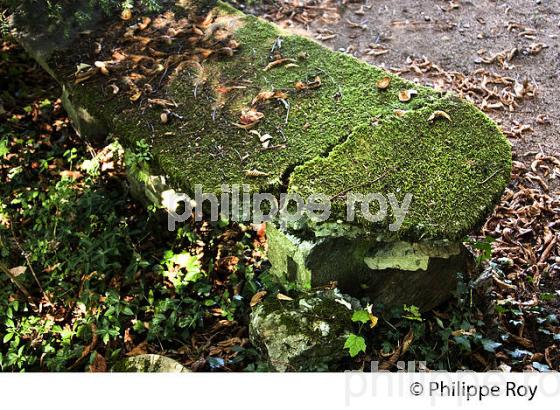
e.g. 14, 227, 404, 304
267, 224, 467, 310
113, 354, 190, 372
249, 289, 359, 371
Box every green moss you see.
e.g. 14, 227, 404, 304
155, 10, 441, 194
289, 96, 511, 240
50, 2, 511, 240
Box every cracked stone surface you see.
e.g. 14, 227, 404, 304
11, 1, 510, 238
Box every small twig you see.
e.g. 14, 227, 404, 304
281, 99, 290, 124
330, 167, 395, 201
260, 144, 287, 152
10, 223, 51, 304
478, 169, 501, 185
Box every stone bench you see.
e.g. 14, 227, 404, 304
11, 0, 511, 311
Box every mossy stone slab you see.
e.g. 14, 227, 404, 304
12, 1, 511, 242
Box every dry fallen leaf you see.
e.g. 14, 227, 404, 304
276, 293, 294, 301
245, 169, 270, 178
428, 110, 452, 122
250, 290, 267, 307
398, 89, 417, 102
251, 91, 275, 105
294, 81, 308, 92
88, 352, 108, 372
138, 16, 152, 31
195, 48, 214, 59
379, 329, 414, 370
108, 84, 119, 95
148, 98, 177, 108
369, 313, 379, 328
9, 266, 26, 277
376, 77, 391, 90
130, 90, 142, 102
126, 340, 149, 357
120, 8, 132, 21
263, 58, 297, 71
60, 170, 82, 180
239, 108, 264, 126
251, 90, 288, 106
307, 76, 322, 89
74, 69, 97, 84
94, 61, 110, 76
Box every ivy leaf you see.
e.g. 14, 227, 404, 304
351, 310, 370, 324
454, 335, 472, 351
122, 306, 134, 316
344, 333, 366, 357
3, 333, 14, 344
0, 138, 9, 158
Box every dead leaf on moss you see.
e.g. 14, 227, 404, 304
148, 98, 178, 108
250, 290, 267, 307
251, 90, 289, 106
398, 89, 417, 102
295, 76, 322, 92
294, 80, 307, 92
245, 169, 270, 178
376, 77, 391, 90
263, 58, 297, 72
251, 91, 275, 105
307, 76, 322, 89
276, 293, 293, 301
428, 110, 452, 122
239, 108, 264, 126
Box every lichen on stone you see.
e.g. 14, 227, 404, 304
249, 289, 359, 371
